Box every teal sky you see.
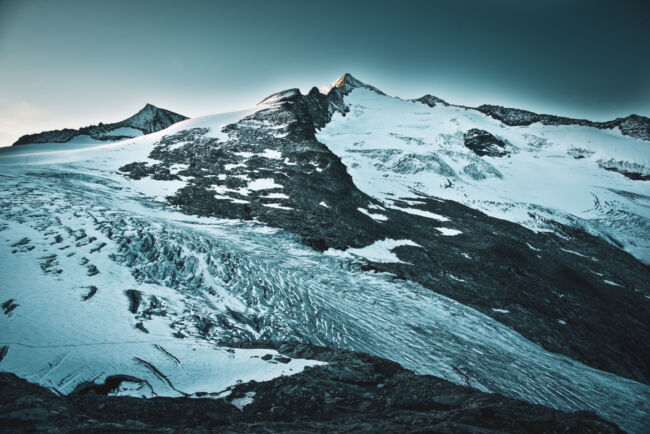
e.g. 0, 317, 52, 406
0, 0, 649, 147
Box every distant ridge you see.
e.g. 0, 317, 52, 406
12, 104, 187, 146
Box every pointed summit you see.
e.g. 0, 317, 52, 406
323, 73, 385, 96
120, 104, 187, 134
13, 104, 187, 146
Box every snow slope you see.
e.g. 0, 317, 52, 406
0, 123, 648, 432
317, 88, 650, 262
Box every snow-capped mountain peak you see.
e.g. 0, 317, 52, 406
120, 103, 188, 134
320, 73, 385, 96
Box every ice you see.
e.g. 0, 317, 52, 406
0, 165, 648, 432
0, 91, 649, 431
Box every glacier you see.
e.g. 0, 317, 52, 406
0, 75, 649, 432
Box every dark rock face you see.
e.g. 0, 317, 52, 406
463, 128, 509, 157
116, 76, 650, 385
0, 345, 622, 433
12, 104, 187, 146
599, 159, 650, 181
618, 114, 650, 142
476, 104, 650, 142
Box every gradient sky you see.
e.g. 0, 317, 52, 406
1, 0, 649, 147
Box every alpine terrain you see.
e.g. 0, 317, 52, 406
0, 74, 648, 432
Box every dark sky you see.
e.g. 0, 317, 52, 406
0, 0, 649, 146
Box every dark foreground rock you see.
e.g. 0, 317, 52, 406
0, 344, 621, 433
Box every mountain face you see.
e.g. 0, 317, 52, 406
0, 74, 649, 432
11, 103, 187, 146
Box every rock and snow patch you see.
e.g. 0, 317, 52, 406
492, 308, 510, 314
261, 192, 290, 199
230, 391, 256, 410
325, 239, 422, 264
436, 227, 463, 236
391, 206, 449, 222
248, 178, 283, 191
358, 208, 388, 222
263, 203, 293, 211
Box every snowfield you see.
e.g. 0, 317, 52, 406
317, 88, 650, 263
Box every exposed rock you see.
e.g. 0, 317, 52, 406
463, 128, 509, 157
476, 104, 650, 142
0, 346, 622, 433
414, 94, 450, 107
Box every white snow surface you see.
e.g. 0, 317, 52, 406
317, 88, 650, 263
98, 126, 144, 138
436, 227, 463, 236
325, 239, 422, 263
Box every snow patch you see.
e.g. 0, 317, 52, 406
358, 207, 388, 222
392, 206, 449, 222
249, 178, 283, 191
436, 227, 462, 236
325, 239, 422, 264
263, 203, 293, 211
231, 391, 256, 410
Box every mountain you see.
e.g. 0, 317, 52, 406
0, 73, 648, 432
11, 103, 187, 146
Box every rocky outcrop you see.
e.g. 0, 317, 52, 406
476, 104, 650, 141
0, 345, 622, 433
463, 128, 509, 157
12, 104, 187, 146
414, 94, 450, 107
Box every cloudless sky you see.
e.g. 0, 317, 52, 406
0, 0, 649, 146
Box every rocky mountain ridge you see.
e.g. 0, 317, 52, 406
12, 103, 187, 146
